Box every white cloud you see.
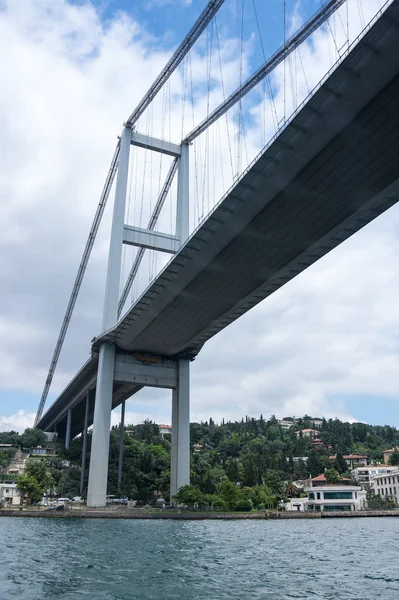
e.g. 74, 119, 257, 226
0, 410, 36, 433
0, 0, 398, 433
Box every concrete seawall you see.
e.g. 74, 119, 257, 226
1, 509, 398, 520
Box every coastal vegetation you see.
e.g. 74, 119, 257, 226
0, 416, 398, 506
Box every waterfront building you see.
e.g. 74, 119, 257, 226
351, 465, 398, 489
0, 483, 21, 506
284, 497, 307, 511
304, 474, 366, 512
329, 454, 368, 469
372, 470, 399, 505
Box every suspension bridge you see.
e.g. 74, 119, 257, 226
34, 0, 399, 506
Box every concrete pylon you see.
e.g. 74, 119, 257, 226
87, 126, 131, 508
170, 359, 190, 500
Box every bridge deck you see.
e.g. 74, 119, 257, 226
38, 1, 399, 436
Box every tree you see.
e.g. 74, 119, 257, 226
334, 452, 348, 474
25, 459, 53, 493
173, 485, 205, 508
388, 449, 399, 466
17, 475, 42, 504
307, 450, 324, 478
217, 479, 240, 510
20, 428, 47, 449
284, 480, 299, 498
325, 468, 341, 484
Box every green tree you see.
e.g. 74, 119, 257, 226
388, 449, 399, 466
307, 450, 324, 478
17, 475, 42, 504
325, 468, 341, 483
20, 428, 47, 449
25, 459, 53, 493
217, 478, 240, 510
173, 485, 205, 508
284, 480, 299, 498
334, 452, 348, 474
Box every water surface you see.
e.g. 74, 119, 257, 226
0, 517, 398, 599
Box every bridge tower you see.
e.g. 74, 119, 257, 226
87, 126, 190, 507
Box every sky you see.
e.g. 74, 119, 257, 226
1, 0, 399, 433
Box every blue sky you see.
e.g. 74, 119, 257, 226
1, 0, 398, 432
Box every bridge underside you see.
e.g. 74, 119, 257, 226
37, 1, 399, 437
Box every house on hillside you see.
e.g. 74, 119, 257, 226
159, 425, 172, 438
278, 418, 295, 430
329, 454, 368, 469
383, 447, 399, 464
296, 429, 319, 439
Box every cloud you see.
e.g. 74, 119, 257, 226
0, 0, 398, 433
0, 411, 36, 433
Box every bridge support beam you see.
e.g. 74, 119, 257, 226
170, 359, 190, 501
65, 408, 72, 450
80, 391, 90, 497
117, 400, 126, 492
87, 343, 115, 507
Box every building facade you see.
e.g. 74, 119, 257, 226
351, 465, 398, 489
304, 474, 366, 512
372, 470, 399, 505
0, 483, 21, 506
296, 429, 320, 439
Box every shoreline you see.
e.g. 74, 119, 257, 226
1, 509, 399, 520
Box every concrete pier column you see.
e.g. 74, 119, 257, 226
117, 400, 126, 492
65, 408, 72, 450
87, 125, 131, 508
170, 359, 190, 500
80, 391, 90, 497
87, 343, 115, 507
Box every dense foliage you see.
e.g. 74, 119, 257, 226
1, 416, 398, 506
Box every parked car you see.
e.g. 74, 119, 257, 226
71, 496, 84, 503
57, 498, 70, 506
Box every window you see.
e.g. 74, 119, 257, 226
323, 492, 353, 500
308, 493, 314, 500
317, 493, 321, 500
323, 505, 352, 512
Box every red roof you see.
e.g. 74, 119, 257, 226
311, 474, 350, 482
329, 454, 367, 460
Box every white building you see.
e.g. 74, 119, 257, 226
278, 419, 295, 430
372, 470, 399, 505
304, 474, 366, 512
351, 465, 398, 488
159, 424, 172, 437
0, 483, 21, 506
284, 498, 307, 511
295, 429, 319, 439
